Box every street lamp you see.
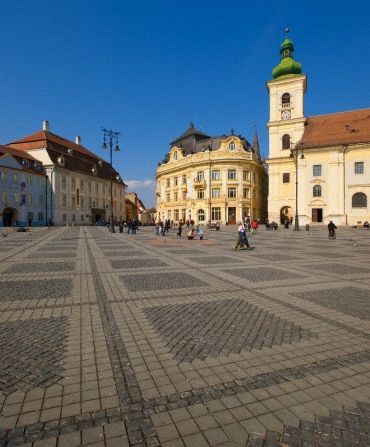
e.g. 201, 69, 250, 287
101, 128, 120, 233
290, 144, 305, 231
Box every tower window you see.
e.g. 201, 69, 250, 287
282, 134, 291, 150
282, 93, 290, 105
228, 141, 235, 151
313, 185, 322, 197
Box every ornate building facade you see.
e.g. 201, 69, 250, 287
8, 121, 127, 225
156, 124, 267, 225
0, 145, 47, 227
267, 32, 370, 226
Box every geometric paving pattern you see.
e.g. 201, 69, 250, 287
304, 262, 370, 275
120, 272, 207, 292
294, 286, 370, 321
110, 258, 167, 269
145, 299, 316, 362
247, 401, 370, 446
0, 279, 73, 301
0, 317, 69, 394
224, 267, 304, 282
4, 261, 76, 273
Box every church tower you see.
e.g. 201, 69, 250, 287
266, 29, 307, 223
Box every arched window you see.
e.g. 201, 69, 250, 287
229, 141, 235, 151
282, 93, 290, 105
313, 185, 321, 197
282, 134, 290, 150
352, 192, 367, 208
198, 209, 205, 222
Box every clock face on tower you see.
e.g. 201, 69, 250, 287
281, 110, 291, 120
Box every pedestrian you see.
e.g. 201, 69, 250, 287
198, 229, 204, 240
28, 216, 32, 227
251, 219, 258, 235
127, 220, 132, 235
177, 224, 182, 237
328, 220, 337, 239
234, 222, 250, 250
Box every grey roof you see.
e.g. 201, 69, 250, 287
161, 123, 254, 164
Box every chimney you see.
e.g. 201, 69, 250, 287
42, 120, 49, 131
75, 136, 81, 145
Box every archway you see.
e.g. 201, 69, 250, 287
280, 206, 293, 224
2, 207, 17, 227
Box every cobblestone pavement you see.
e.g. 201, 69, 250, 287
0, 225, 369, 446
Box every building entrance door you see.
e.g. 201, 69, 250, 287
312, 208, 323, 223
228, 207, 236, 224
2, 208, 15, 226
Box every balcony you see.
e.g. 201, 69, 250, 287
193, 179, 206, 188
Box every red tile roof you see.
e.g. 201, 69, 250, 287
7, 130, 126, 186
297, 108, 370, 149
0, 145, 45, 175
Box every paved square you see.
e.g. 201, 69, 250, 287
0, 225, 369, 446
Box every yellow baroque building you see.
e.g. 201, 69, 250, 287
267, 32, 370, 226
156, 123, 267, 225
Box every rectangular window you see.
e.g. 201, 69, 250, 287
283, 173, 290, 183
182, 175, 186, 185
166, 193, 170, 202
196, 171, 204, 182
243, 170, 250, 181
197, 189, 205, 199
88, 182, 92, 193
182, 191, 187, 200
81, 197, 85, 209
39, 195, 44, 204
313, 165, 322, 177
243, 188, 250, 199
174, 177, 178, 186
182, 209, 186, 220
228, 169, 236, 180
62, 176, 66, 189
174, 192, 178, 201
211, 170, 220, 181
27, 175, 32, 184
211, 207, 221, 221
81, 215, 85, 222
38, 177, 44, 186
38, 212, 43, 221
80, 180, 84, 191
13, 173, 18, 183
72, 214, 76, 222
13, 192, 19, 203
62, 214, 67, 223
95, 183, 99, 194
62, 194, 67, 206
166, 178, 170, 187
71, 178, 76, 190
174, 209, 179, 221
211, 188, 220, 198
27, 193, 32, 204
228, 188, 237, 198
71, 196, 76, 208
355, 162, 364, 174
0, 170, 8, 180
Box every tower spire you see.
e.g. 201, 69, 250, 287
252, 126, 260, 160
272, 29, 302, 80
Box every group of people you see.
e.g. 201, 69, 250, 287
243, 217, 259, 234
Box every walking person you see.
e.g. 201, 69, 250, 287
328, 220, 337, 239
234, 222, 250, 250
177, 223, 182, 237
251, 219, 258, 235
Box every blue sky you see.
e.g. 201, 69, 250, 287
1, 1, 369, 207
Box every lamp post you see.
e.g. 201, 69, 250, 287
101, 128, 120, 233
290, 143, 305, 231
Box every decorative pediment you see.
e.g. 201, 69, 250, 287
169, 146, 184, 162
309, 198, 326, 207
219, 136, 243, 153
310, 178, 325, 184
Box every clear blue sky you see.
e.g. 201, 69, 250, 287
1, 1, 369, 207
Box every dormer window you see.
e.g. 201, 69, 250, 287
22, 159, 29, 167
57, 156, 65, 167
92, 165, 97, 175
98, 160, 103, 167
67, 148, 73, 155
174, 151, 178, 160
229, 141, 235, 151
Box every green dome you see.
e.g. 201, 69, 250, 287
272, 33, 302, 79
